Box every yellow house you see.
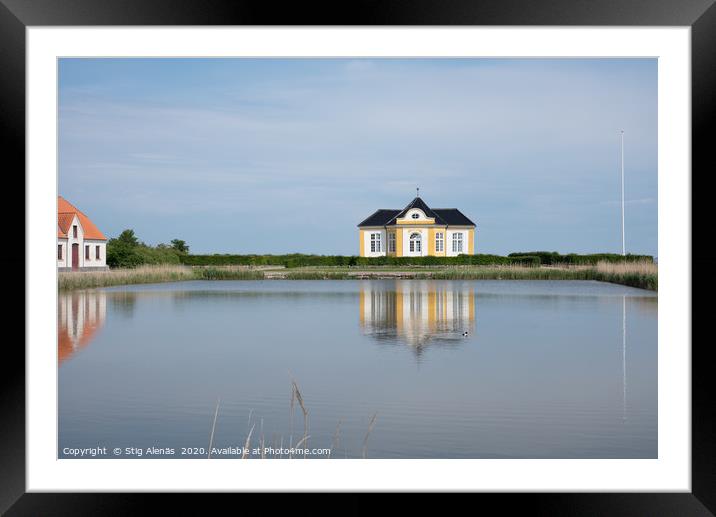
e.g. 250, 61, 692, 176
357, 195, 476, 257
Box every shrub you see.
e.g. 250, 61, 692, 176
107, 229, 186, 268
508, 251, 653, 265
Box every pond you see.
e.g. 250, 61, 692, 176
58, 280, 657, 459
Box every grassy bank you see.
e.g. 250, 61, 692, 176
277, 261, 657, 290
58, 265, 264, 290
59, 261, 657, 291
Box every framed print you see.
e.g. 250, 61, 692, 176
3, 0, 714, 514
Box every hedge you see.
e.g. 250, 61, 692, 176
178, 252, 654, 268
507, 251, 653, 265
178, 253, 543, 267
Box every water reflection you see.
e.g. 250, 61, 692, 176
58, 291, 106, 364
359, 280, 475, 354
623, 295, 627, 421
58, 281, 657, 459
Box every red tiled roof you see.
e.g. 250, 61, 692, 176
57, 212, 74, 238
58, 196, 107, 240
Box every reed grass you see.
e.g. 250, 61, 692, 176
207, 398, 220, 459
242, 424, 254, 459
362, 413, 378, 459
205, 375, 379, 459
59, 260, 656, 291
58, 264, 265, 290
330, 420, 343, 459
290, 378, 309, 458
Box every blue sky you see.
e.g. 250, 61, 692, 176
59, 58, 657, 256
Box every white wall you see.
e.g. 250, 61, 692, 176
400, 227, 428, 257
445, 229, 468, 257
57, 238, 68, 268
58, 215, 83, 268
57, 214, 107, 268
362, 228, 387, 257
83, 240, 107, 268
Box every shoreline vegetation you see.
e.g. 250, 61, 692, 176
58, 260, 657, 291
76, 229, 655, 290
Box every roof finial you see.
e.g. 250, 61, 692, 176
416, 186, 420, 197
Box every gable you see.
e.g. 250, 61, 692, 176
58, 196, 108, 240
395, 208, 435, 225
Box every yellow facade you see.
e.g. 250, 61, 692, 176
359, 226, 474, 257
396, 217, 436, 225
357, 197, 475, 257
427, 228, 436, 255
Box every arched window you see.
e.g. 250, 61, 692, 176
409, 232, 422, 253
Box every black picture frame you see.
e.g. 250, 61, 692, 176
3, 0, 712, 514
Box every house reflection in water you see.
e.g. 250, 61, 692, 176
58, 291, 106, 365
359, 280, 475, 354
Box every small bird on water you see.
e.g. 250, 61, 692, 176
462, 331, 468, 337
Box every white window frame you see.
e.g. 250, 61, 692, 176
370, 232, 381, 253
452, 232, 463, 253
435, 232, 444, 252
409, 232, 421, 253
388, 232, 396, 253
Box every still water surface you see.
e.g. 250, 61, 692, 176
59, 280, 657, 458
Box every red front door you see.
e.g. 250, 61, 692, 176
72, 243, 79, 270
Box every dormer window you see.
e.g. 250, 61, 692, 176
411, 213, 419, 219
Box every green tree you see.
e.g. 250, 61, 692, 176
105, 230, 189, 268
117, 229, 139, 246
170, 239, 189, 253
106, 229, 142, 268
106, 241, 143, 268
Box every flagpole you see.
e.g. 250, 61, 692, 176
621, 130, 625, 256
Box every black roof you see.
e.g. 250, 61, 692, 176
357, 209, 401, 227
432, 209, 476, 226
357, 197, 476, 227
388, 196, 442, 224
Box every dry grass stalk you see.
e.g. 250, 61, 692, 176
294, 435, 311, 449
362, 413, 378, 459
330, 419, 343, 459
260, 418, 265, 459
289, 377, 309, 457
242, 424, 255, 459
207, 397, 220, 459
594, 259, 657, 275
